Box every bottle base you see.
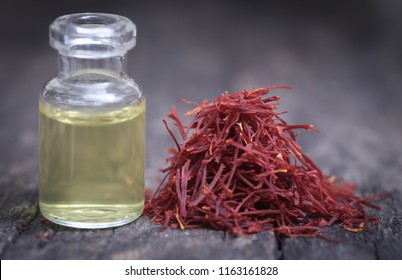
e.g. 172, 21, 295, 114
40, 203, 143, 229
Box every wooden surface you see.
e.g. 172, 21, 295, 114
1, 1, 402, 259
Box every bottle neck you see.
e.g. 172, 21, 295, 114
58, 54, 128, 80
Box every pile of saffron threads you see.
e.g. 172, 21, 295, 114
145, 87, 380, 239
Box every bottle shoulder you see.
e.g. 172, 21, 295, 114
40, 75, 143, 110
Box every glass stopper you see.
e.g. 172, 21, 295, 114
49, 13, 137, 58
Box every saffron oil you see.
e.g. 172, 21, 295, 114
39, 99, 145, 228
39, 13, 145, 228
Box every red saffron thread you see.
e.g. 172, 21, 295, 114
34, 234, 53, 240
15, 224, 32, 232
145, 87, 380, 238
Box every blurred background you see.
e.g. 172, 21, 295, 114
1, 0, 401, 188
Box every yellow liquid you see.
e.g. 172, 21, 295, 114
39, 98, 145, 228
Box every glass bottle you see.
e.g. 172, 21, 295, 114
39, 13, 145, 228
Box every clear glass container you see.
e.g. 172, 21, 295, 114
39, 13, 145, 228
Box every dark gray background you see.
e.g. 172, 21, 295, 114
0, 0, 401, 259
